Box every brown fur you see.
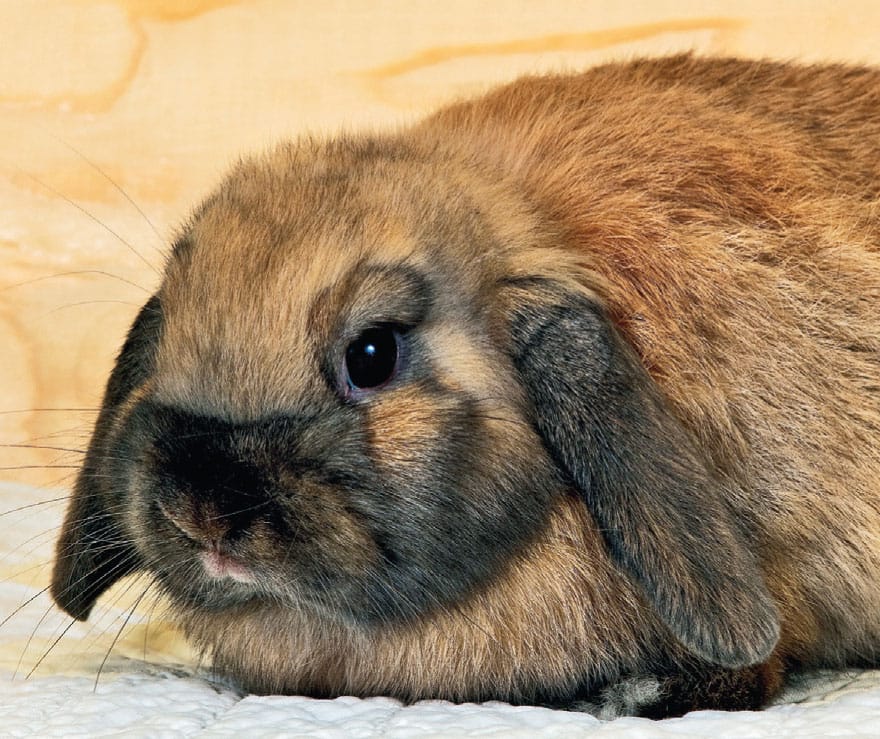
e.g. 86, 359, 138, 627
181, 497, 661, 702
423, 54, 880, 670
51, 55, 880, 717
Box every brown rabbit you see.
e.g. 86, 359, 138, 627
50, 55, 880, 719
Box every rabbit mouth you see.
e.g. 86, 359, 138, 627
156, 500, 257, 581
154, 499, 264, 595
199, 549, 255, 583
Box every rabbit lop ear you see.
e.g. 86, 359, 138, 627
51, 468, 140, 621
502, 278, 780, 668
51, 296, 162, 620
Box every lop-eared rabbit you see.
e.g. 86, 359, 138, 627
52, 55, 880, 718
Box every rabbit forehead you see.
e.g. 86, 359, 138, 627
149, 208, 489, 419
151, 213, 424, 419
148, 139, 543, 420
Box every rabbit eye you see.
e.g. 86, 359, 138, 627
344, 326, 399, 391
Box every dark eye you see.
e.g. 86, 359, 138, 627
344, 326, 399, 391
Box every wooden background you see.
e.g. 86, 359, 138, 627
2, 0, 879, 486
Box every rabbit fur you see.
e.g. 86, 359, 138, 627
51, 55, 880, 718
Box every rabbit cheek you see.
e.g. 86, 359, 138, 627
357, 388, 486, 609
360, 385, 556, 620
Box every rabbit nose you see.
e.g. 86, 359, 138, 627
143, 407, 278, 534
165, 446, 267, 507
158, 443, 271, 533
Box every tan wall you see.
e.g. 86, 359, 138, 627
2, 0, 878, 484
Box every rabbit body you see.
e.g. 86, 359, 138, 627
52, 56, 880, 718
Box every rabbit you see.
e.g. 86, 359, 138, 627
49, 54, 880, 719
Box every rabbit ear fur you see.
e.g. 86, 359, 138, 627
50, 296, 162, 620
503, 277, 780, 668
50, 476, 139, 621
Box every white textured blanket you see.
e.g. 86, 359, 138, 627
2, 481, 880, 737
